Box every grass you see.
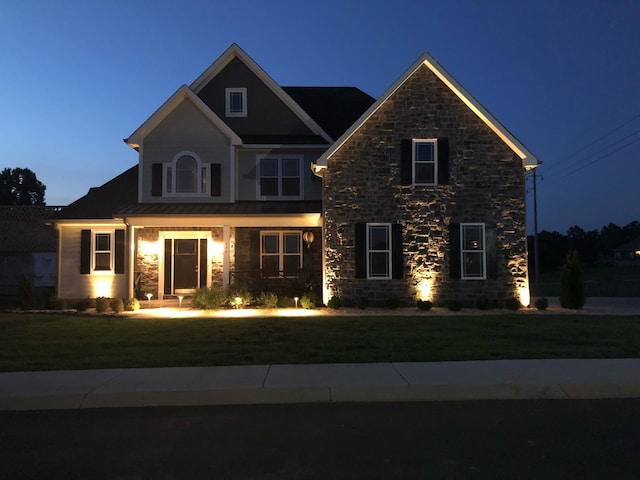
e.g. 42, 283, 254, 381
1, 311, 639, 372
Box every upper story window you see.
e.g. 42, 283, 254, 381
461, 223, 486, 280
413, 139, 437, 185
164, 152, 209, 196
257, 155, 302, 199
226, 88, 247, 117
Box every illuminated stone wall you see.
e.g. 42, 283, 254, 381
323, 65, 528, 307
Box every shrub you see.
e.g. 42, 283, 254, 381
385, 297, 400, 309
110, 298, 124, 313
191, 287, 227, 310
534, 297, 549, 311
228, 286, 251, 308
95, 297, 110, 313
257, 291, 278, 309
446, 299, 462, 312
47, 297, 67, 310
416, 299, 432, 311
560, 250, 585, 309
505, 297, 521, 311
475, 297, 492, 310
356, 296, 369, 310
125, 297, 140, 311
299, 293, 318, 309
73, 298, 93, 312
327, 295, 342, 309
19, 276, 34, 310
277, 296, 295, 308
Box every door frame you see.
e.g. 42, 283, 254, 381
158, 231, 212, 300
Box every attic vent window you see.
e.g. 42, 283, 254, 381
226, 88, 247, 117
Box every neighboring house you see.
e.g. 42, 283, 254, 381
50, 44, 539, 307
614, 238, 640, 266
0, 206, 58, 297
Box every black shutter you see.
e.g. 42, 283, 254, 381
211, 163, 221, 196
449, 223, 461, 279
164, 239, 172, 295
437, 138, 449, 185
114, 229, 125, 274
391, 223, 404, 279
485, 224, 498, 279
400, 139, 412, 185
355, 223, 367, 278
152, 163, 163, 197
249, 230, 261, 272
199, 239, 208, 286
80, 229, 91, 274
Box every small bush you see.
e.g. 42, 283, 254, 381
475, 297, 492, 310
534, 297, 549, 311
446, 299, 462, 312
19, 276, 34, 310
356, 296, 369, 310
73, 298, 93, 312
228, 286, 251, 308
299, 293, 318, 309
47, 297, 67, 310
327, 295, 342, 309
277, 296, 295, 308
257, 291, 278, 309
95, 297, 110, 313
416, 299, 432, 311
125, 297, 140, 311
110, 298, 124, 313
385, 297, 400, 309
191, 287, 227, 310
505, 297, 521, 310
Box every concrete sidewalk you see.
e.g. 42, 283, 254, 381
1, 359, 640, 411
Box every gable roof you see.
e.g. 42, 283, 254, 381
125, 85, 242, 150
0, 206, 58, 253
315, 52, 540, 171
49, 166, 138, 221
190, 43, 333, 143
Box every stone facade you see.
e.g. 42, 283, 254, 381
323, 65, 528, 307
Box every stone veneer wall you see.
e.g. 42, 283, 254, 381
323, 65, 528, 307
135, 226, 226, 298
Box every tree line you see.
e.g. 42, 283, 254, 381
528, 221, 640, 272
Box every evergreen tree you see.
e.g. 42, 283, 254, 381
560, 250, 585, 309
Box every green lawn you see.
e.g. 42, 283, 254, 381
1, 311, 639, 372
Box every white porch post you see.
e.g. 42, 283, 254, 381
223, 225, 231, 287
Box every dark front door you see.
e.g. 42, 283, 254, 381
174, 239, 199, 293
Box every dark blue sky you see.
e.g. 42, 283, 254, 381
1, 0, 638, 234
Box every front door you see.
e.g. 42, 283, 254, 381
164, 237, 208, 295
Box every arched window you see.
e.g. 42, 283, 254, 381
164, 152, 209, 196
176, 155, 197, 193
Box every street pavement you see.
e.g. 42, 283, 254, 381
1, 297, 639, 411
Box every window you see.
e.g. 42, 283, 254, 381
367, 223, 392, 279
164, 153, 209, 196
226, 87, 247, 117
94, 232, 112, 271
260, 231, 302, 277
413, 139, 437, 185
257, 156, 302, 199
461, 223, 486, 279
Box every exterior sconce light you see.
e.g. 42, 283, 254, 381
146, 293, 153, 309
302, 231, 315, 248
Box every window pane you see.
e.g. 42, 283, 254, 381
283, 255, 300, 276
369, 226, 389, 251
229, 91, 243, 113
260, 178, 278, 196
415, 142, 434, 161
260, 158, 278, 176
262, 256, 279, 276
415, 163, 435, 184
176, 156, 197, 193
463, 225, 483, 250
95, 252, 111, 270
282, 158, 299, 176
369, 252, 389, 277
262, 234, 279, 254
283, 233, 300, 254
95, 233, 110, 251
463, 251, 484, 277
281, 178, 300, 196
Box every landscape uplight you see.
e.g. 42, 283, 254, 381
146, 293, 153, 309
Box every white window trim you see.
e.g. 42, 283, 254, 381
260, 231, 303, 277
225, 87, 247, 117
412, 138, 438, 186
366, 223, 392, 280
460, 223, 487, 280
92, 229, 114, 274
163, 151, 210, 197
256, 155, 304, 200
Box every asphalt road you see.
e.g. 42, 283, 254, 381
2, 399, 639, 479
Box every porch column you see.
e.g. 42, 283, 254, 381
223, 225, 230, 288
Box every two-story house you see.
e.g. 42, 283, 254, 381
50, 44, 539, 307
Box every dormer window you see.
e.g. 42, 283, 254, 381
226, 88, 247, 117
164, 152, 209, 196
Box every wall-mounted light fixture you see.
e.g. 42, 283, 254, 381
302, 231, 315, 248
